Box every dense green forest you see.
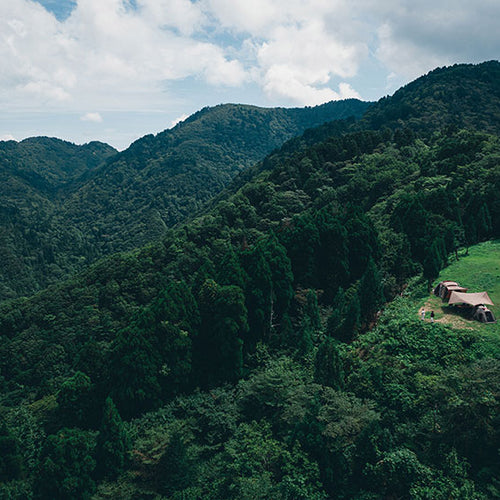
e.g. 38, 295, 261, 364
0, 100, 368, 302
0, 61, 499, 499
0, 138, 117, 301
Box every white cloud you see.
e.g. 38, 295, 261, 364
256, 18, 367, 104
370, 0, 500, 81
81, 112, 103, 122
171, 113, 189, 127
1, 0, 499, 148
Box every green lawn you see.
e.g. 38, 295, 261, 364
423, 240, 500, 335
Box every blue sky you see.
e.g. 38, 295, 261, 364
1, 0, 499, 150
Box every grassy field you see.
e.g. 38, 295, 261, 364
421, 240, 500, 335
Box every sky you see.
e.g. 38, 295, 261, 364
1, 0, 499, 151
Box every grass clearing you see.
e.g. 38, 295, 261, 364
420, 240, 500, 336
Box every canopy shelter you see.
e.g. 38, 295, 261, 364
448, 291, 494, 306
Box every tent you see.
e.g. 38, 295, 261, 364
472, 305, 496, 323
434, 281, 468, 301
448, 291, 494, 306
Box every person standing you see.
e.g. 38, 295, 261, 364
421, 308, 426, 321
430, 310, 435, 323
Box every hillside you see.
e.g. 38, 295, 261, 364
0, 138, 117, 300
422, 240, 500, 334
0, 62, 499, 498
59, 100, 369, 254
361, 60, 500, 134
0, 100, 368, 302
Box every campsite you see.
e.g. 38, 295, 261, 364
422, 241, 500, 333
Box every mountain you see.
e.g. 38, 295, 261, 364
0, 100, 369, 302
361, 60, 500, 133
59, 100, 370, 254
0, 138, 117, 300
0, 62, 499, 498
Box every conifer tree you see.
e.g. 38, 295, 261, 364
240, 245, 273, 348
0, 421, 23, 481
96, 397, 129, 479
156, 431, 193, 496
423, 240, 442, 291
109, 326, 161, 419
336, 292, 361, 343
262, 235, 294, 323
314, 337, 344, 390
56, 371, 95, 429
217, 245, 247, 288
359, 258, 384, 324
194, 279, 247, 387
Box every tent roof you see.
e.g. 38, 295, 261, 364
448, 291, 494, 306
446, 285, 468, 292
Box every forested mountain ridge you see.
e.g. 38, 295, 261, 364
0, 137, 117, 192
59, 100, 370, 254
0, 100, 369, 302
361, 60, 500, 133
0, 61, 499, 498
0, 138, 117, 300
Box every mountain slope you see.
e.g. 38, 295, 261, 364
0, 138, 117, 300
361, 60, 500, 133
0, 62, 499, 499
59, 100, 370, 255
0, 100, 369, 302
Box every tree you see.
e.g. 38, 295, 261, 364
194, 280, 248, 387
0, 421, 23, 481
240, 245, 273, 349
262, 235, 294, 324
281, 213, 320, 287
56, 371, 96, 429
316, 206, 350, 300
217, 245, 247, 288
314, 338, 344, 390
33, 428, 96, 500
138, 280, 199, 398
95, 397, 129, 479
156, 431, 193, 496
358, 258, 384, 325
336, 291, 361, 343
108, 326, 161, 419
423, 239, 443, 291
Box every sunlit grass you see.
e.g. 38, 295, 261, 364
423, 240, 500, 336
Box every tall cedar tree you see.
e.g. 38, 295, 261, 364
56, 371, 96, 429
358, 258, 384, 325
0, 421, 23, 481
156, 431, 193, 496
137, 280, 199, 398
217, 245, 248, 288
262, 235, 294, 324
316, 206, 350, 301
194, 279, 248, 387
108, 326, 161, 419
95, 397, 129, 479
314, 337, 344, 389
240, 245, 273, 349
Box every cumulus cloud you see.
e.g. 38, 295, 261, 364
81, 112, 103, 122
370, 0, 500, 81
1, 0, 498, 147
